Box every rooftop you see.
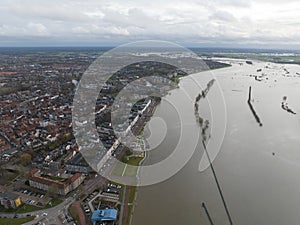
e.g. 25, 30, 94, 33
0, 192, 20, 200
29, 168, 82, 189
91, 209, 118, 222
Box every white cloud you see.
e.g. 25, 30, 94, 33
0, 0, 299, 48
27, 22, 48, 36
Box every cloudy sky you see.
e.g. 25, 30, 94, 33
0, 0, 300, 49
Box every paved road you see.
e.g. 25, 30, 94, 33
0, 174, 105, 224
21, 197, 74, 225
0, 200, 72, 224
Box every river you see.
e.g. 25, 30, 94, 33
132, 59, 300, 225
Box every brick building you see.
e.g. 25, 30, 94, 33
29, 169, 84, 196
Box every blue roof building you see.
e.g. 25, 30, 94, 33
91, 209, 118, 223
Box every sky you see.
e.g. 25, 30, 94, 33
0, 0, 300, 49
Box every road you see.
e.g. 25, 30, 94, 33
0, 197, 74, 225
0, 100, 156, 224
21, 197, 74, 225
0, 175, 108, 224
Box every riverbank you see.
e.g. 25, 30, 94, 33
116, 96, 160, 225
124, 62, 231, 225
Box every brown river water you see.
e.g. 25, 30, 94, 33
132, 59, 300, 225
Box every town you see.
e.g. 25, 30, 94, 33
0, 47, 229, 225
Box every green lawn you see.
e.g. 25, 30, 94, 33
69, 205, 82, 225
0, 198, 62, 214
44, 198, 63, 209
124, 166, 137, 177
124, 157, 143, 177
15, 204, 40, 214
0, 204, 40, 214
111, 161, 126, 177
0, 216, 35, 225
126, 157, 143, 166
126, 205, 133, 225
125, 186, 138, 225
129, 186, 137, 203
112, 156, 143, 177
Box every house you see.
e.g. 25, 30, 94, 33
65, 153, 91, 173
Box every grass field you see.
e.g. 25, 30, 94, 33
123, 165, 137, 177
69, 205, 82, 225
126, 157, 143, 166
44, 198, 63, 209
111, 162, 126, 176
129, 186, 137, 203
0, 204, 39, 214
0, 216, 35, 225
112, 156, 143, 178
0, 198, 62, 214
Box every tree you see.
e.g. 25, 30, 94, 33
20, 153, 32, 166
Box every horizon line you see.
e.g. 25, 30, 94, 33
0, 45, 299, 52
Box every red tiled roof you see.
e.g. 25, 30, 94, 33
30, 168, 40, 176
67, 173, 82, 184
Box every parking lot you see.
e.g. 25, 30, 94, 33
13, 188, 51, 208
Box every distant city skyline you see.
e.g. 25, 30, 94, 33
0, 0, 300, 49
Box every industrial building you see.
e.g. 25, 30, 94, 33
91, 209, 118, 223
